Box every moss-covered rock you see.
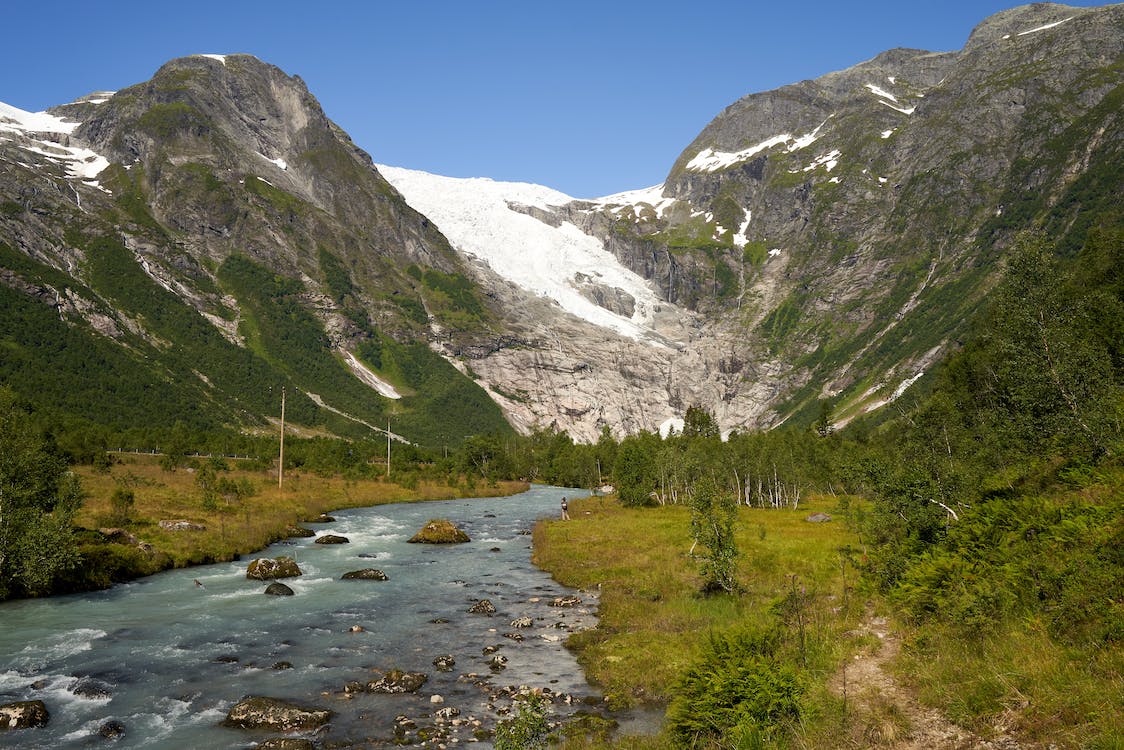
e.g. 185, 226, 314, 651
223, 696, 332, 731
246, 556, 302, 580
407, 519, 470, 544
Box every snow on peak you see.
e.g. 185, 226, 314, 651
377, 165, 671, 344
196, 54, 228, 64
0, 100, 79, 135
0, 99, 110, 187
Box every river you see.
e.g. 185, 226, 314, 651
0, 485, 598, 748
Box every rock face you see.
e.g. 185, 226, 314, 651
341, 569, 388, 580
246, 556, 303, 580
0, 700, 49, 729
223, 696, 332, 732
408, 519, 470, 544
314, 534, 349, 545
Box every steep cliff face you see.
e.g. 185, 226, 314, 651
0, 55, 508, 444
446, 1, 1123, 434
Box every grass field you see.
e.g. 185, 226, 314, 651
534, 493, 871, 747
72, 453, 527, 573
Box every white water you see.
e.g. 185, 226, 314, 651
0, 486, 596, 748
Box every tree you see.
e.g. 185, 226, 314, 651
0, 388, 83, 599
614, 432, 660, 506
689, 477, 739, 593
682, 404, 719, 438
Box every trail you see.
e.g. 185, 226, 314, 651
830, 610, 1030, 749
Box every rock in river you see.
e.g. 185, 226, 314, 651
0, 700, 49, 730
341, 569, 388, 581
223, 696, 332, 732
366, 670, 428, 694
314, 534, 350, 545
407, 519, 470, 544
247, 556, 303, 580
264, 582, 295, 596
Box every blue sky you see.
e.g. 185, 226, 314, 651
0, 1, 1106, 197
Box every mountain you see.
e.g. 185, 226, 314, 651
1, 3, 1122, 446
0, 54, 509, 446
379, 2, 1124, 439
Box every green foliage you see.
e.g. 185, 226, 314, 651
614, 432, 661, 506
318, 247, 356, 306
667, 627, 802, 747
682, 405, 719, 438
689, 478, 739, 594
494, 692, 551, 750
0, 389, 83, 600
107, 487, 135, 526
136, 102, 208, 139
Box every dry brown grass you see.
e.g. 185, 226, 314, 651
75, 453, 527, 568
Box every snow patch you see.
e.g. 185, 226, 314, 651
684, 119, 830, 173
197, 54, 228, 64
378, 165, 670, 344
341, 350, 402, 399
803, 149, 841, 173
732, 212, 752, 249
0, 99, 110, 185
659, 417, 684, 438
1017, 17, 1072, 36
881, 129, 895, 139
880, 101, 916, 115
258, 152, 288, 170
864, 83, 898, 103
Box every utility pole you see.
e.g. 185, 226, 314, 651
278, 387, 286, 490
386, 419, 391, 479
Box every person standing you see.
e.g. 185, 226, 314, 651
560, 496, 570, 520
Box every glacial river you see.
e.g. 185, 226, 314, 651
0, 485, 599, 748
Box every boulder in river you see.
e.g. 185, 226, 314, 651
223, 696, 332, 732
341, 569, 388, 581
314, 534, 349, 545
70, 677, 112, 699
258, 739, 315, 750
467, 599, 496, 615
0, 700, 49, 729
246, 556, 303, 580
264, 582, 295, 596
97, 719, 125, 739
366, 670, 428, 694
432, 654, 455, 671
284, 525, 315, 538
407, 519, 470, 544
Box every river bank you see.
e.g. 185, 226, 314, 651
50, 454, 528, 598
1, 485, 599, 748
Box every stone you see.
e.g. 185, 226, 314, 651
70, 677, 112, 699
503, 632, 524, 641
510, 616, 533, 628
264, 582, 295, 596
246, 556, 302, 580
367, 670, 428, 694
97, 719, 125, 739
0, 700, 49, 730
271, 661, 293, 670
314, 534, 349, 545
434, 706, 461, 719
313, 514, 336, 523
488, 654, 508, 671
341, 568, 388, 581
158, 519, 205, 531
408, 519, 470, 544
98, 527, 140, 545
805, 512, 833, 523
430, 694, 444, 704
549, 596, 582, 608
467, 599, 496, 615
284, 525, 315, 538
433, 654, 456, 671
222, 696, 332, 732
258, 739, 315, 750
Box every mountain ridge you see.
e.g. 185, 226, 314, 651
1, 3, 1122, 443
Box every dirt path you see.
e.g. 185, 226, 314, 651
830, 611, 1029, 749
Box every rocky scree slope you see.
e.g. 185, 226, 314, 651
0, 54, 508, 444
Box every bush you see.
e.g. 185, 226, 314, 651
667, 627, 802, 746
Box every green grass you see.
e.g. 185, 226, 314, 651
534, 493, 866, 743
